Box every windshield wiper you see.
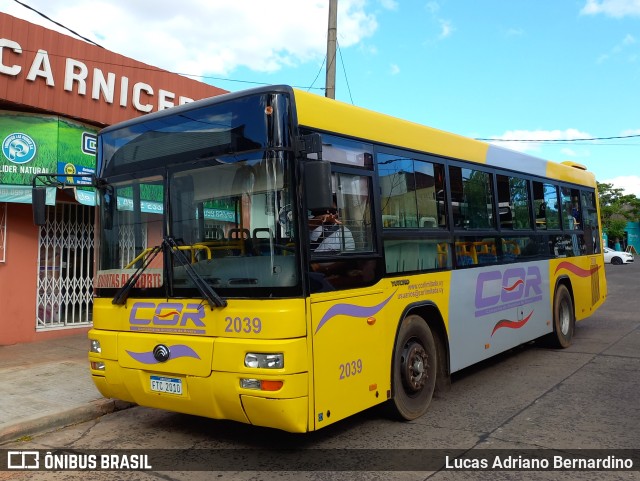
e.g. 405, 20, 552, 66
165, 236, 227, 309
112, 237, 227, 309
112, 245, 162, 306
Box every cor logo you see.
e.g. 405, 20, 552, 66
474, 266, 543, 316
129, 302, 205, 328
2, 133, 37, 164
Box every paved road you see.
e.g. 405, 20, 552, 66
4, 262, 640, 480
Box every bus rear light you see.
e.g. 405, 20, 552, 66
91, 361, 105, 371
240, 378, 284, 391
244, 353, 284, 369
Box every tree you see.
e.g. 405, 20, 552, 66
597, 182, 640, 245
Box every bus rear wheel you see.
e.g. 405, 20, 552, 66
390, 315, 437, 420
550, 284, 575, 349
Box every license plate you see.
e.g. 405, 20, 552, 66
150, 375, 182, 395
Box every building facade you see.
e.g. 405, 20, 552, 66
0, 13, 227, 344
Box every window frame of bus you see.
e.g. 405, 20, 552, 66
302, 130, 381, 292
376, 147, 450, 274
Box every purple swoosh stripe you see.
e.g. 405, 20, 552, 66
315, 291, 396, 334
126, 345, 201, 365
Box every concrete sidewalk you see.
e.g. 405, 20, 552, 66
0, 333, 132, 445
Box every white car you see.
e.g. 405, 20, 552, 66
603, 246, 634, 265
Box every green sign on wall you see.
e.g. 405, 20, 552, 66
0, 111, 98, 204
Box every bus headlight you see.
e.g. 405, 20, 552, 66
244, 353, 284, 369
89, 339, 101, 354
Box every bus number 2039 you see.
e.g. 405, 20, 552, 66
224, 316, 262, 334
339, 359, 363, 379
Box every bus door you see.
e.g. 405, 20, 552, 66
305, 167, 383, 429
310, 288, 391, 430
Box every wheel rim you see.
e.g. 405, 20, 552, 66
559, 299, 570, 335
400, 340, 428, 393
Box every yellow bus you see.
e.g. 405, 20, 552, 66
84, 85, 606, 432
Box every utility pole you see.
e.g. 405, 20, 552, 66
325, 0, 337, 99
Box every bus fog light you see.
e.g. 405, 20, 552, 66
240, 378, 261, 390
90, 339, 101, 354
90, 361, 105, 371
244, 353, 284, 369
239, 378, 284, 391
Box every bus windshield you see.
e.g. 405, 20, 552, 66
95, 92, 301, 299
98, 92, 285, 176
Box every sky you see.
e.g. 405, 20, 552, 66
2, 0, 640, 196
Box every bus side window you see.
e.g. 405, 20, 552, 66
455, 241, 477, 266
580, 190, 599, 254
533, 181, 560, 230
377, 152, 446, 230
497, 174, 531, 230
561, 187, 581, 230
449, 166, 494, 230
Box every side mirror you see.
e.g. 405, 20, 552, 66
305, 161, 333, 211
32, 187, 47, 226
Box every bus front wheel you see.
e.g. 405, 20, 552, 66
390, 315, 437, 420
550, 284, 575, 349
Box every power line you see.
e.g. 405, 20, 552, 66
476, 133, 640, 143
337, 39, 354, 105
9, 1, 334, 94
12, 0, 104, 48
308, 56, 327, 92
7, 45, 325, 92
179, 73, 324, 91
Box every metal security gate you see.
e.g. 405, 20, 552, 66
118, 210, 147, 268
36, 202, 94, 329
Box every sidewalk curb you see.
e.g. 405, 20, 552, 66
0, 399, 134, 445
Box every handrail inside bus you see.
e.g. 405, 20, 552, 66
125, 244, 213, 269
114, 236, 226, 309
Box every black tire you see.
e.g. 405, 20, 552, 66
550, 284, 575, 349
389, 315, 437, 420
611, 257, 623, 265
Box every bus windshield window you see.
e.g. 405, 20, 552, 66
96, 176, 165, 292
99, 93, 288, 177
96, 92, 300, 298
169, 152, 299, 294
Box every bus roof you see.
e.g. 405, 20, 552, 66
292, 88, 596, 188
98, 84, 596, 188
